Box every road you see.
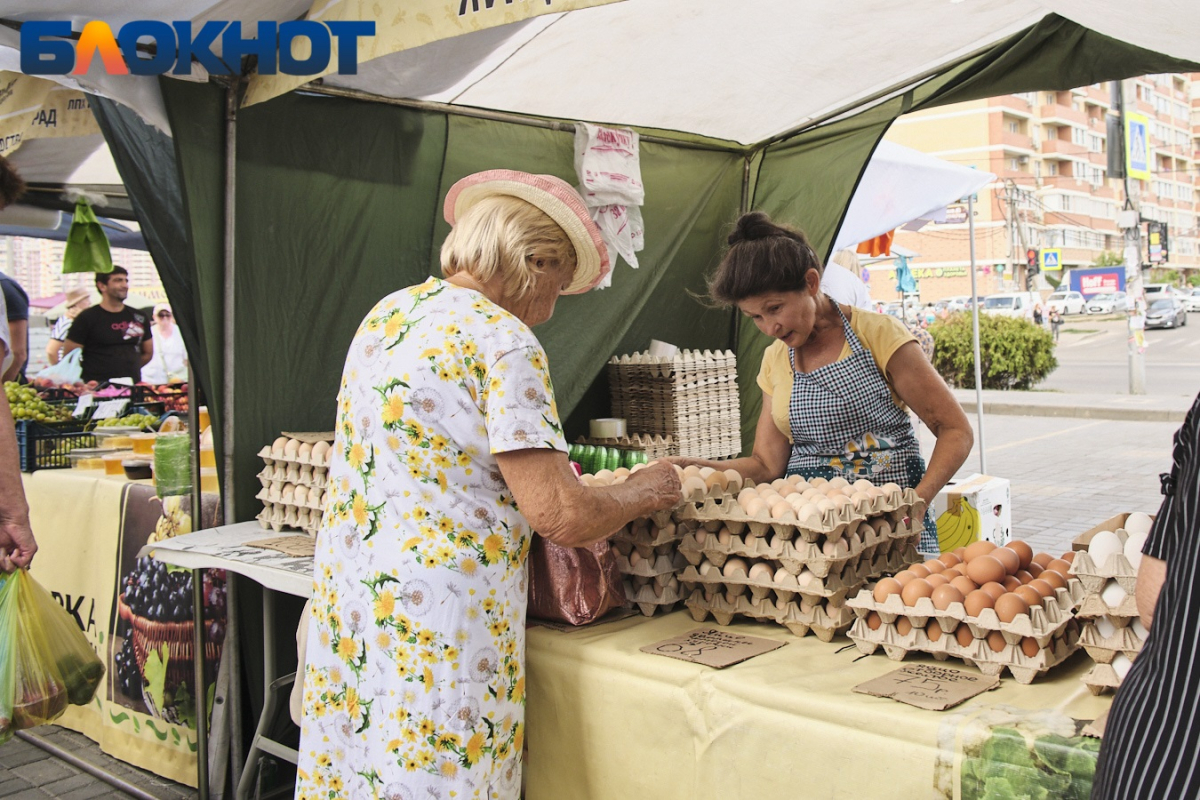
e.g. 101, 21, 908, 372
1038, 314, 1200, 397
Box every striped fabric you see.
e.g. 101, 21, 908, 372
1092, 392, 1200, 799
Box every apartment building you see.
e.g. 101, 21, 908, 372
874, 73, 1199, 303
1, 235, 165, 303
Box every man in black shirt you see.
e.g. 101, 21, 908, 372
62, 266, 153, 384
0, 272, 29, 382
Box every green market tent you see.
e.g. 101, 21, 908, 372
2, 1, 1198, 526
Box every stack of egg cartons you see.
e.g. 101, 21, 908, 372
607, 349, 741, 460
1069, 512, 1154, 694
675, 475, 925, 641
255, 435, 333, 536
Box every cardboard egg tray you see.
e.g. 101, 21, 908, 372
256, 482, 326, 511
1075, 586, 1139, 619
256, 439, 334, 469
624, 575, 684, 616
1069, 537, 1140, 597
1082, 663, 1126, 695
684, 589, 854, 642
257, 502, 321, 536
613, 549, 688, 580
846, 577, 1084, 640
611, 520, 684, 556
1079, 619, 1144, 665
574, 433, 676, 460
847, 615, 1080, 684
257, 464, 328, 491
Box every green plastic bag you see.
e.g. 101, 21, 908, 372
0, 570, 105, 744
62, 198, 114, 274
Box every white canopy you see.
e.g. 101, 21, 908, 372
1, 0, 1197, 144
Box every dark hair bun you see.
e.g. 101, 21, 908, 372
728, 211, 784, 245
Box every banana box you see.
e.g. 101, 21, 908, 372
933, 473, 1011, 553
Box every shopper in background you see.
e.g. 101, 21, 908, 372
295, 170, 681, 800
670, 212, 972, 556
1048, 306, 1063, 342
1093, 391, 1200, 799
61, 266, 153, 384
1032, 303, 1045, 327
139, 304, 187, 384
820, 249, 873, 310
45, 287, 92, 365
0, 270, 29, 383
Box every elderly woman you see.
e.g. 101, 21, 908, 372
673, 212, 972, 555
140, 304, 188, 384
295, 170, 682, 800
45, 287, 91, 366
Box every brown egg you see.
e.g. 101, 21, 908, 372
901, 578, 934, 607
1060, 551, 1076, 565
980, 581, 1007, 602
1014, 570, 1034, 585
1014, 586, 1044, 608
894, 571, 916, 587
994, 593, 1031, 623
1004, 540, 1034, 570
908, 564, 931, 579
1027, 578, 1057, 598
1001, 575, 1022, 592
963, 540, 998, 562
942, 567, 964, 580
955, 625, 975, 647
938, 552, 963, 569
931, 585, 965, 611
895, 617, 913, 636
926, 574, 950, 590
950, 576, 978, 596
1020, 637, 1041, 658
964, 590, 995, 617
1032, 552, 1054, 568
1045, 558, 1073, 576
966, 556, 1006, 586
866, 611, 882, 630
992, 547, 1021, 576
1041, 571, 1068, 591
1027, 562, 1044, 578
873, 578, 903, 603
923, 560, 946, 575
986, 630, 1007, 652
952, 547, 969, 562
926, 620, 943, 642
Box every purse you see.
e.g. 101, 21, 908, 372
527, 535, 624, 626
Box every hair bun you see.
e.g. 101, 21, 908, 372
728, 211, 783, 245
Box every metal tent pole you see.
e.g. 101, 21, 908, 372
967, 193, 987, 474
187, 367, 209, 800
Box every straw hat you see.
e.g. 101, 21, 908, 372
65, 287, 90, 307
443, 169, 610, 295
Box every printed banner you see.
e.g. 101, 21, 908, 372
0, 71, 100, 156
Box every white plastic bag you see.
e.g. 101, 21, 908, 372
574, 122, 644, 207
33, 349, 82, 386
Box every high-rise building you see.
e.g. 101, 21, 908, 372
0, 235, 165, 303
870, 74, 1199, 303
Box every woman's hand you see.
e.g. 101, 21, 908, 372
625, 461, 684, 509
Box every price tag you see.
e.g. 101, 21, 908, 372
92, 399, 129, 420
72, 394, 95, 418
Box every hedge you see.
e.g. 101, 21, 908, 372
928, 313, 1058, 390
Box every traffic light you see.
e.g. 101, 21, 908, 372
1025, 248, 1039, 290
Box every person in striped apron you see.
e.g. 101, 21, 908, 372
673, 212, 973, 555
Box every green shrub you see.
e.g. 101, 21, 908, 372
928, 313, 1058, 390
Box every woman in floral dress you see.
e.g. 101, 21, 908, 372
295, 170, 682, 800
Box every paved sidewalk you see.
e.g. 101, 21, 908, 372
953, 387, 1194, 423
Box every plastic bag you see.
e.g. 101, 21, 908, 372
0, 570, 105, 743
32, 349, 82, 387
62, 198, 114, 275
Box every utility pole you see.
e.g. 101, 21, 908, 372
1111, 79, 1146, 394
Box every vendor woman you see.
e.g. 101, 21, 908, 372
676, 212, 973, 554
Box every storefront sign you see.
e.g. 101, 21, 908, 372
892, 266, 970, 280
1070, 267, 1125, 297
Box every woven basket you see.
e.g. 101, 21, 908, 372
118, 595, 222, 690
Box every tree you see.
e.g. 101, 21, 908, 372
1092, 251, 1124, 267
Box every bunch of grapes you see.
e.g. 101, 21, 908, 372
121, 560, 228, 628
113, 638, 142, 699
4, 382, 74, 422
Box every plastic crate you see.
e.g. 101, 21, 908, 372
15, 420, 96, 472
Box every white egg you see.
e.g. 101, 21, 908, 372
699, 561, 718, 576
1112, 653, 1133, 679
774, 567, 798, 586
1095, 616, 1116, 639
1124, 531, 1148, 569
748, 563, 774, 583
722, 557, 749, 578
271, 436, 288, 456
795, 568, 820, 590
717, 529, 733, 547
1087, 530, 1124, 566
1131, 619, 1149, 640
1101, 580, 1127, 608
723, 469, 743, 492
1124, 512, 1153, 537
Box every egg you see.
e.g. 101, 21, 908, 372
881, 482, 902, 496
311, 441, 331, 465
1020, 637, 1041, 658
1014, 570, 1034, 585
950, 576, 977, 596
895, 617, 913, 636
693, 529, 708, 547
992, 547, 1021, 576
1124, 512, 1153, 536
866, 612, 883, 631
738, 487, 759, 503
271, 436, 288, 456
923, 560, 946, 575
1039, 570, 1067, 591
743, 498, 767, 517
1087, 530, 1124, 567
814, 497, 835, 514
1058, 550, 1077, 564
808, 477, 828, 488
850, 478, 872, 492
748, 562, 774, 583
1131, 619, 1149, 640
900, 579, 934, 606
873, 578, 903, 603
629, 550, 644, 568
722, 469, 743, 492
722, 557, 749, 578
966, 555, 1006, 586
770, 500, 794, 519
908, 564, 931, 579
894, 571, 916, 588
938, 552, 963, 569
986, 631, 1007, 653
1027, 578, 1057, 598
830, 495, 854, 513
1095, 616, 1116, 638
795, 569, 820, 591
926, 574, 950, 589
1112, 653, 1134, 679
681, 476, 708, 500
281, 482, 297, 502
699, 561, 718, 576
1124, 531, 1148, 569
995, 593, 1031, 623
942, 567, 964, 581
1003, 540, 1034, 570
1014, 586, 1043, 608
925, 621, 943, 642
964, 590, 995, 617
827, 477, 850, 490
1001, 575, 1022, 592
682, 465, 702, 480
963, 540, 997, 562
1031, 552, 1054, 569
716, 529, 733, 547
1101, 580, 1127, 608
821, 538, 849, 559
849, 490, 872, 510
595, 469, 614, 484
1026, 562, 1044, 578
955, 626, 975, 647
298, 442, 313, 462
931, 585, 965, 611
294, 485, 309, 504
774, 567, 797, 585
980, 581, 1007, 601
283, 438, 301, 458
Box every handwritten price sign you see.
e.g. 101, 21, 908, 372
641, 628, 785, 669
854, 664, 1000, 710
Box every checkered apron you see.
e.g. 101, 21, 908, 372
786, 302, 938, 553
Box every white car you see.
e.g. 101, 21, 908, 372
1185, 288, 1200, 313
1047, 291, 1086, 315
981, 292, 1039, 318
1085, 291, 1130, 314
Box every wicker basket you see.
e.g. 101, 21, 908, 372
118, 595, 222, 691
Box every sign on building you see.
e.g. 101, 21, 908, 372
1039, 248, 1062, 272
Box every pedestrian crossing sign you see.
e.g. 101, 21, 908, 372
1040, 249, 1062, 271
1125, 111, 1151, 181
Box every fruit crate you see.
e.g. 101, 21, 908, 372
15, 420, 96, 472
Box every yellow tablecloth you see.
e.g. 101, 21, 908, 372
526, 611, 1110, 800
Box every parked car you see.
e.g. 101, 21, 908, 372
981, 292, 1039, 318
1144, 284, 1173, 302
1046, 290, 1086, 315
1145, 297, 1188, 329
1085, 291, 1130, 314
1184, 288, 1200, 313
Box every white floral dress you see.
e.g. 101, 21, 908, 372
296, 277, 567, 800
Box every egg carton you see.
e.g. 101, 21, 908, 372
1075, 586, 1140, 619
847, 615, 1080, 684
1079, 620, 1144, 665
574, 433, 676, 460
612, 549, 687, 579
1069, 542, 1139, 596
256, 482, 327, 511
257, 445, 333, 469
611, 519, 686, 553
256, 502, 321, 537
684, 589, 854, 642
846, 577, 1084, 640
623, 576, 684, 616
257, 463, 328, 490
1081, 662, 1125, 695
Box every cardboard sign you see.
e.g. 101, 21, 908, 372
641, 628, 785, 668
246, 535, 316, 558
91, 399, 129, 420
854, 664, 1000, 711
